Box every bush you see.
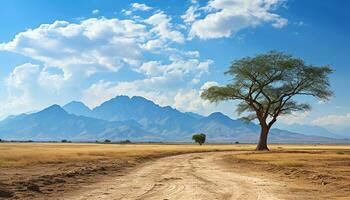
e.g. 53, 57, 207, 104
192, 133, 206, 145
120, 140, 132, 144
104, 139, 111, 143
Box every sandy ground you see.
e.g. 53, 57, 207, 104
61, 152, 291, 200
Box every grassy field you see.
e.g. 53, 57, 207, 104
0, 143, 254, 167
1, 142, 349, 167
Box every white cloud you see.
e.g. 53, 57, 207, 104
181, 5, 200, 23
92, 9, 99, 15
0, 63, 69, 117
7, 63, 68, 93
0, 19, 149, 77
121, 9, 133, 16
131, 3, 152, 11
6, 63, 39, 88
144, 12, 185, 44
278, 111, 310, 125
311, 113, 350, 127
137, 59, 212, 77
122, 3, 152, 16
187, 0, 288, 39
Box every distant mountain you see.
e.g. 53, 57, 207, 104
0, 95, 349, 143
185, 112, 204, 119
280, 124, 349, 139
0, 105, 151, 141
90, 96, 198, 139
63, 101, 92, 117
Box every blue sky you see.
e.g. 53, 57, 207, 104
0, 0, 349, 130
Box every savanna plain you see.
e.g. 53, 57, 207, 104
0, 143, 349, 199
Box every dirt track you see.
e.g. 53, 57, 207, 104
65, 152, 289, 200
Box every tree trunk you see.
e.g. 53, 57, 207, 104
256, 125, 269, 151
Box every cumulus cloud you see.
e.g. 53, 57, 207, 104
0, 63, 69, 117
122, 3, 152, 16
0, 19, 148, 77
144, 12, 185, 44
131, 3, 152, 11
187, 0, 288, 39
311, 113, 350, 127
6, 63, 39, 88
0, 13, 188, 79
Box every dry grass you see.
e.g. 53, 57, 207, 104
1, 143, 349, 168
233, 148, 350, 170
0, 143, 255, 167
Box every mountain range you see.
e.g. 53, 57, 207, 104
0, 95, 348, 143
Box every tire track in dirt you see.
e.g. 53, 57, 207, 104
64, 152, 288, 200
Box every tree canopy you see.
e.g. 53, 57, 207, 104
192, 133, 206, 145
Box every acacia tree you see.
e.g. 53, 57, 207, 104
192, 133, 206, 145
201, 51, 333, 151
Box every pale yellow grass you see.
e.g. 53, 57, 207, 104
1, 143, 349, 168
234, 152, 349, 167
232, 146, 350, 177
0, 143, 254, 167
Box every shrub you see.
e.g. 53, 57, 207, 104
120, 140, 132, 144
192, 133, 206, 145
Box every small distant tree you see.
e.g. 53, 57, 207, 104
120, 140, 132, 144
201, 51, 333, 151
104, 139, 111, 143
235, 141, 240, 144
192, 133, 206, 145
61, 139, 68, 143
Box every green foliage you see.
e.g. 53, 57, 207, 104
192, 133, 206, 145
120, 140, 132, 144
201, 51, 333, 129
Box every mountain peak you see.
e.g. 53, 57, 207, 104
208, 112, 230, 120
38, 104, 67, 115
131, 96, 156, 105
64, 101, 86, 106
63, 101, 91, 116
111, 95, 130, 101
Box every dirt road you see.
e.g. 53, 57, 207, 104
64, 152, 290, 200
